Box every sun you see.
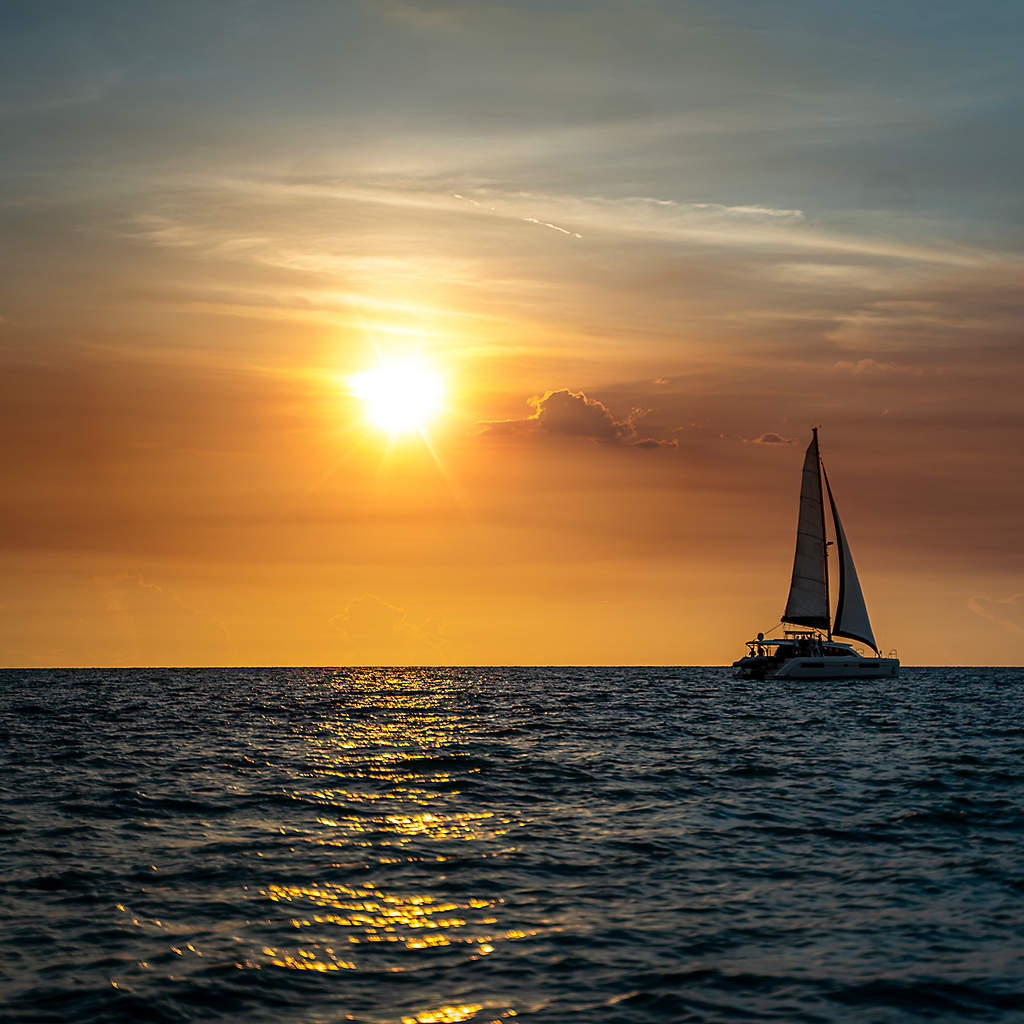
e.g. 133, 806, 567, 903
349, 356, 444, 435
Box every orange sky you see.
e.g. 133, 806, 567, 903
2, 2, 1023, 665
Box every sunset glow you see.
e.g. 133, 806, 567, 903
1, 3, 1022, 667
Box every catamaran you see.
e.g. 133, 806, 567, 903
733, 428, 899, 680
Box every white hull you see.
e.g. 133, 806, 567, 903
735, 654, 899, 680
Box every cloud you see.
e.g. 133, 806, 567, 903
480, 389, 678, 449
834, 358, 922, 374
746, 432, 798, 445
533, 388, 631, 441
522, 216, 583, 239
93, 574, 230, 665
631, 436, 679, 449
94, 171, 1021, 377
206, 176, 984, 275
331, 595, 444, 662
689, 202, 805, 220
966, 592, 1024, 637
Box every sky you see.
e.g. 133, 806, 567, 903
2, 0, 1023, 666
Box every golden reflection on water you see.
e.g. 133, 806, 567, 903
262, 881, 499, 956
401, 1005, 518, 1024
260, 671, 529, 1018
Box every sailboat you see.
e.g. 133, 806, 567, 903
733, 428, 899, 680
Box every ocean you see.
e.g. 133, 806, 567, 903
1, 667, 1022, 1023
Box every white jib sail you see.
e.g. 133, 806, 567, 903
824, 470, 878, 652
782, 433, 830, 629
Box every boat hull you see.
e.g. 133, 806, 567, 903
734, 655, 899, 680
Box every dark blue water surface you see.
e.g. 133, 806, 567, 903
1, 668, 1023, 1023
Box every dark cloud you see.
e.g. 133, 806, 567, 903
534, 389, 631, 442
631, 436, 679, 449
481, 389, 678, 449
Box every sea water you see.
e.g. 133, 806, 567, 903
1, 667, 1022, 1023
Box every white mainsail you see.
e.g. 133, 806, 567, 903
824, 469, 878, 652
782, 432, 830, 629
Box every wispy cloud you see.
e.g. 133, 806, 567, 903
330, 595, 445, 661
967, 592, 1024, 636
522, 216, 582, 238
177, 175, 1007, 272
833, 358, 924, 375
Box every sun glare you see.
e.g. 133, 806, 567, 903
349, 357, 444, 435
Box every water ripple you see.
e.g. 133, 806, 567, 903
1, 667, 1023, 1022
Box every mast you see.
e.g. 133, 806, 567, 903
813, 427, 831, 642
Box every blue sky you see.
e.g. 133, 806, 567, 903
5, 1, 1022, 223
